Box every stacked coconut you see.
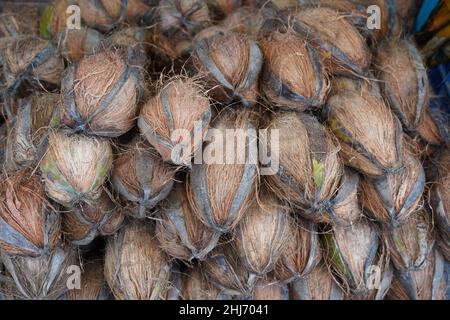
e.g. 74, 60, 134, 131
0, 0, 448, 300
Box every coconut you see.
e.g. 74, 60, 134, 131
112, 139, 176, 219
0, 170, 61, 257
106, 27, 149, 68
180, 267, 228, 300
4, 93, 59, 171
0, 245, 78, 300
139, 77, 211, 166
260, 30, 328, 111
145, 25, 193, 61
414, 107, 449, 156
40, 130, 113, 207
55, 27, 104, 62
375, 40, 429, 134
326, 83, 403, 177
155, 183, 220, 262
289, 263, 346, 300
264, 111, 344, 223
39, 0, 78, 38
253, 276, 289, 300
388, 248, 447, 300
104, 220, 172, 300
219, 7, 263, 35
207, 0, 241, 20
323, 218, 393, 300
64, 258, 112, 300
187, 108, 258, 233
1, 35, 64, 96
274, 217, 321, 283
192, 27, 263, 107
233, 191, 289, 275
62, 192, 125, 246
60, 49, 142, 137
0, 2, 40, 37
202, 244, 257, 298
288, 7, 371, 76
361, 143, 425, 226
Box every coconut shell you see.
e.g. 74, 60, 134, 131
388, 248, 447, 300
180, 267, 228, 300
192, 27, 263, 107
253, 276, 289, 300
288, 7, 371, 76
0, 245, 78, 300
187, 108, 258, 233
55, 27, 104, 62
326, 83, 403, 177
40, 130, 113, 207
4, 93, 59, 171
155, 183, 220, 262
361, 143, 425, 226
289, 263, 346, 300
62, 192, 125, 246
112, 140, 176, 219
104, 220, 172, 300
260, 30, 328, 111
1, 35, 64, 95
139, 77, 211, 166
376, 40, 429, 133
207, 0, 241, 20
60, 49, 142, 137
0, 170, 61, 257
265, 111, 344, 223
323, 218, 393, 300
274, 216, 321, 283
0, 2, 41, 37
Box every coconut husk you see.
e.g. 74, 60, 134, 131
246, 0, 300, 11
260, 30, 328, 111
40, 130, 113, 207
1, 35, 64, 96
289, 263, 346, 300
112, 139, 176, 219
60, 49, 142, 137
0, 169, 61, 257
105, 27, 149, 67
207, 0, 241, 20
55, 27, 104, 62
253, 275, 289, 300
104, 220, 172, 300
180, 267, 229, 300
388, 248, 447, 300
233, 191, 289, 275
187, 108, 258, 233
326, 84, 403, 177
414, 107, 449, 156
192, 26, 263, 107
4, 93, 59, 172
145, 25, 193, 61
274, 216, 321, 283
323, 218, 393, 300
219, 7, 264, 35
287, 7, 371, 77
155, 183, 220, 262
139, 77, 211, 166
0, 122, 6, 166
361, 142, 425, 226
0, 2, 41, 37
264, 111, 344, 223
0, 245, 78, 300
376, 40, 429, 133
202, 244, 257, 298
62, 192, 125, 246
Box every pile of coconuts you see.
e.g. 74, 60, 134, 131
0, 0, 448, 300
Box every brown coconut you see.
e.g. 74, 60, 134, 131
388, 248, 447, 300
1, 35, 64, 95
219, 7, 264, 35
106, 27, 149, 68
0, 2, 40, 37
187, 108, 258, 233
0, 245, 78, 300
155, 183, 220, 262
207, 0, 241, 20
253, 276, 289, 300
233, 191, 290, 275
104, 220, 172, 300
323, 218, 393, 300
264, 111, 344, 223
40, 130, 113, 207
260, 30, 328, 111
180, 267, 227, 300
361, 143, 425, 226
192, 27, 263, 107
55, 27, 104, 62
112, 139, 176, 219
62, 192, 125, 246
414, 107, 449, 156
0, 169, 61, 257
139, 77, 211, 166
288, 7, 371, 76
4, 93, 59, 171
376, 40, 429, 133
274, 217, 321, 283
60, 49, 142, 137
326, 84, 403, 177
289, 263, 346, 300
